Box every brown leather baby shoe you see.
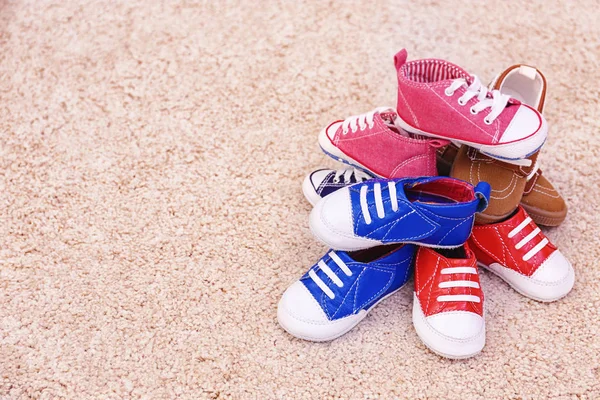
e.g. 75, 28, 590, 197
450, 146, 536, 224
520, 167, 568, 226
491, 65, 567, 226
443, 64, 567, 226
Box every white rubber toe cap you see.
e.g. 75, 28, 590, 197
412, 295, 485, 359
499, 105, 542, 143
302, 170, 331, 206
309, 188, 380, 251
426, 311, 484, 341
277, 281, 362, 341
325, 121, 343, 141
481, 249, 575, 302
528, 250, 575, 302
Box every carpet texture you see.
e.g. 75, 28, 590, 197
1, 1, 599, 398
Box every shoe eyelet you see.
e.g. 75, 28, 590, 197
333, 178, 340, 183
351, 128, 357, 133
444, 88, 453, 96
470, 107, 477, 115
342, 129, 348, 135
458, 98, 466, 106
484, 117, 493, 125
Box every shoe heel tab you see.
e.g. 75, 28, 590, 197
474, 182, 491, 213
394, 49, 408, 71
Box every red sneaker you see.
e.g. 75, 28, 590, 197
468, 206, 574, 302
413, 244, 485, 359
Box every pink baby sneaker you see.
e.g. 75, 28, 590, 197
318, 107, 447, 178
393, 50, 547, 164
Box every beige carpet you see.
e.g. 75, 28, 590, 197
1, 1, 599, 398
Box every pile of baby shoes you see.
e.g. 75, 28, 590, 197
278, 49, 575, 359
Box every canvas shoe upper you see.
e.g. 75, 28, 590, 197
309, 176, 490, 251
318, 107, 447, 178
413, 244, 485, 359
302, 167, 373, 206
468, 206, 574, 302
393, 49, 547, 163
278, 244, 416, 342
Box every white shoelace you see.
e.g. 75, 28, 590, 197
437, 267, 481, 303
332, 168, 371, 184
309, 251, 353, 300
359, 181, 399, 225
341, 107, 395, 135
445, 75, 511, 124
508, 216, 548, 261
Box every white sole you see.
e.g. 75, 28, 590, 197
301, 174, 322, 206
412, 294, 485, 359
278, 284, 407, 342
478, 261, 575, 303
394, 112, 547, 163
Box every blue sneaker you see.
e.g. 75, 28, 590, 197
278, 244, 416, 341
309, 177, 490, 251
302, 167, 373, 205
